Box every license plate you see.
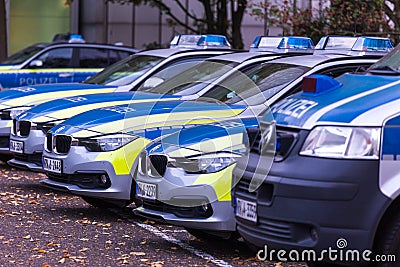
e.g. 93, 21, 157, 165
136, 181, 157, 200
235, 197, 257, 223
9, 140, 24, 153
43, 157, 62, 174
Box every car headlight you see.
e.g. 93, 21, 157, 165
172, 152, 242, 174
78, 133, 137, 152
300, 126, 380, 159
1, 106, 32, 120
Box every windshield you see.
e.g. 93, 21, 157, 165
367, 44, 400, 74
200, 62, 310, 106
1, 44, 45, 65
85, 55, 164, 85
140, 60, 239, 95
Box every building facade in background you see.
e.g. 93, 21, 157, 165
5, 0, 316, 55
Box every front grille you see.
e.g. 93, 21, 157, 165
47, 172, 110, 189
18, 120, 31, 137
236, 216, 294, 242
250, 125, 299, 161
149, 155, 168, 177
14, 153, 43, 166
55, 135, 72, 154
274, 127, 299, 161
142, 200, 212, 218
0, 111, 11, 120
0, 136, 9, 148
46, 132, 52, 151
12, 119, 16, 135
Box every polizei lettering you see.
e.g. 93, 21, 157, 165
271, 98, 318, 119
19, 77, 59, 86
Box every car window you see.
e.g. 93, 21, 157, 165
78, 47, 111, 68
200, 63, 310, 105
1, 44, 45, 65
108, 50, 131, 65
36, 47, 73, 68
84, 55, 164, 85
141, 60, 239, 95
135, 58, 208, 91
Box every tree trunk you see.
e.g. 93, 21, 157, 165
200, 0, 216, 33
0, 0, 7, 61
231, 0, 246, 49
217, 0, 228, 36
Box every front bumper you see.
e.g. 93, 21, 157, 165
40, 146, 135, 201
9, 129, 46, 171
232, 152, 390, 254
135, 165, 236, 232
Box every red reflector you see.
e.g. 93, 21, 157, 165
302, 76, 317, 93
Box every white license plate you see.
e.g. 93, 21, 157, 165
235, 197, 257, 223
9, 140, 24, 153
43, 157, 62, 174
136, 181, 157, 200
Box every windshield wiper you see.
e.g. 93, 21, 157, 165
369, 66, 400, 75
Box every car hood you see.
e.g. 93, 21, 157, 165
49, 100, 247, 139
18, 92, 180, 123
269, 73, 400, 129
145, 117, 259, 158
0, 83, 118, 110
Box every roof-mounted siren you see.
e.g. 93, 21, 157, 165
169, 34, 231, 49
68, 34, 86, 43
301, 74, 342, 96
348, 36, 394, 56
249, 36, 315, 54
313, 36, 394, 56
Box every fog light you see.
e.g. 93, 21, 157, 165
99, 174, 108, 184
310, 227, 318, 241
201, 201, 209, 212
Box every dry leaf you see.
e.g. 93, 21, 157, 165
130, 252, 146, 256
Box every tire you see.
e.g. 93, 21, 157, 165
373, 212, 400, 267
185, 228, 240, 241
81, 196, 131, 209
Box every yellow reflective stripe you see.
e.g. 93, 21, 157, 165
6, 121, 12, 127
72, 109, 244, 138
32, 97, 180, 123
4, 68, 102, 73
94, 137, 150, 175
192, 163, 236, 201
0, 89, 115, 109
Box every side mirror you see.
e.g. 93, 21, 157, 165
29, 60, 43, 68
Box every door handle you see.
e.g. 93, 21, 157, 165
59, 73, 73, 78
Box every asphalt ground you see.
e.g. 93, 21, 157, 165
0, 162, 307, 267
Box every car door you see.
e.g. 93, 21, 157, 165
73, 47, 125, 83
17, 47, 75, 87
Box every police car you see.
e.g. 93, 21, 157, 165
0, 47, 232, 163
249, 36, 315, 54
133, 54, 381, 241
38, 51, 305, 207
232, 43, 400, 265
0, 38, 138, 88
39, 52, 379, 210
